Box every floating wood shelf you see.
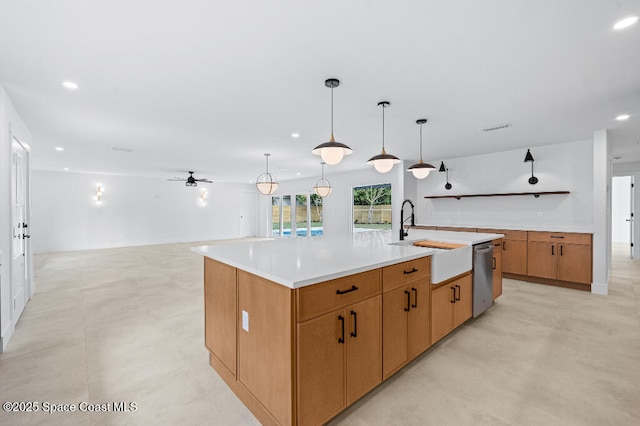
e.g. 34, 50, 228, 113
424, 191, 570, 200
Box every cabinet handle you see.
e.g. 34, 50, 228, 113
350, 310, 357, 338
455, 284, 461, 301
411, 287, 418, 308
502, 241, 506, 251
560, 245, 563, 256
403, 268, 418, 275
551, 245, 555, 256
336, 285, 358, 295
450, 287, 456, 303
550, 235, 564, 239
404, 290, 411, 312
338, 315, 345, 344
492, 257, 496, 270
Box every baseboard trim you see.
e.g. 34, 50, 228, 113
591, 282, 608, 295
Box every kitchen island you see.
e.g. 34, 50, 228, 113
192, 230, 501, 426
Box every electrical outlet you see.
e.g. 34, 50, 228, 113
537, 211, 544, 219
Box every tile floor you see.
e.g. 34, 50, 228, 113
0, 241, 638, 425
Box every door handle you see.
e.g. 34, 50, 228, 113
560, 245, 563, 256
551, 245, 555, 256
403, 268, 418, 275
404, 290, 411, 312
411, 287, 418, 308
336, 285, 358, 295
492, 257, 496, 270
502, 241, 506, 251
455, 284, 461, 301
350, 310, 357, 338
338, 315, 345, 344
450, 287, 456, 303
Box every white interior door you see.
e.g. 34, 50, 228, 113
630, 176, 635, 258
239, 191, 257, 237
11, 138, 28, 321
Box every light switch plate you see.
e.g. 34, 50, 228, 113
242, 310, 249, 332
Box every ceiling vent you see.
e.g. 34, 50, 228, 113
481, 123, 512, 132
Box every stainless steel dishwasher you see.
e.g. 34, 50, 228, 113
473, 242, 494, 317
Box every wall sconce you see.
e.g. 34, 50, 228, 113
439, 161, 452, 190
524, 149, 538, 184
95, 184, 104, 204
200, 189, 207, 204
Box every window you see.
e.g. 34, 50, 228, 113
271, 193, 324, 237
352, 183, 392, 232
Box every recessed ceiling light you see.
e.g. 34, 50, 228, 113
616, 114, 630, 121
63, 167, 69, 171
55, 147, 64, 151
291, 133, 300, 138
62, 81, 79, 90
613, 16, 638, 30
296, 172, 301, 176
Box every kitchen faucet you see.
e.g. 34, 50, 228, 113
400, 199, 415, 241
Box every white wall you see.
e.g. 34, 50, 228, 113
611, 176, 631, 244
1, 86, 33, 351
592, 130, 611, 295
415, 139, 594, 231
31, 171, 257, 253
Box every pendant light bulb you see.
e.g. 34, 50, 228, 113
407, 119, 436, 179
367, 101, 400, 173
256, 153, 279, 195
314, 162, 332, 197
312, 79, 353, 165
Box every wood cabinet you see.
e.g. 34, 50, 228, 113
382, 257, 430, 378
204, 258, 237, 376
477, 229, 527, 275
296, 273, 382, 426
431, 272, 472, 344
527, 232, 592, 284
492, 238, 503, 299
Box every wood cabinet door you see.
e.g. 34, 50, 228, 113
408, 280, 430, 359
431, 283, 454, 344
297, 310, 345, 426
492, 245, 503, 300
502, 239, 527, 275
453, 274, 473, 328
558, 243, 592, 284
527, 241, 557, 279
346, 296, 382, 405
204, 258, 237, 376
382, 287, 409, 378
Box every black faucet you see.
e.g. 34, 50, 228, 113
400, 199, 415, 241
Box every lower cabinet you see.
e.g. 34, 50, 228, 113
382, 280, 430, 378
297, 295, 381, 426
431, 273, 473, 344
527, 232, 592, 285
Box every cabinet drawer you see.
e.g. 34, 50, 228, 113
297, 269, 381, 322
528, 231, 591, 245
477, 229, 527, 241
382, 257, 431, 292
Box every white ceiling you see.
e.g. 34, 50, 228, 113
1, 0, 639, 183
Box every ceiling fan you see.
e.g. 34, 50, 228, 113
168, 171, 213, 187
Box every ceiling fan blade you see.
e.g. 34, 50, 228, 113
167, 178, 186, 181
195, 179, 213, 183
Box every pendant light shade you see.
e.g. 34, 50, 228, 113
407, 119, 436, 179
312, 79, 353, 165
313, 162, 332, 197
367, 101, 401, 173
524, 149, 534, 162
256, 153, 279, 195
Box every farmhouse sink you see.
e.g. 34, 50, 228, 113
389, 239, 472, 284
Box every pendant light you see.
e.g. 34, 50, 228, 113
367, 101, 401, 173
256, 153, 279, 195
406, 119, 436, 179
313, 161, 332, 198
524, 149, 538, 184
312, 78, 353, 165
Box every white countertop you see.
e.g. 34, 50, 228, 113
191, 230, 502, 289
415, 223, 593, 233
